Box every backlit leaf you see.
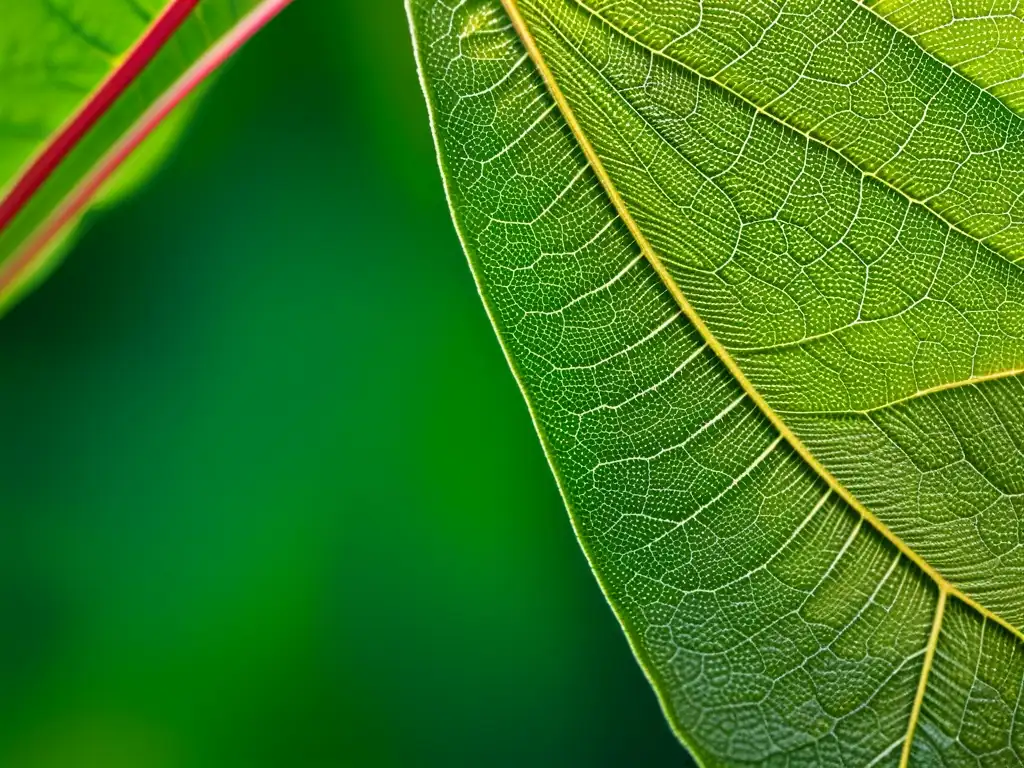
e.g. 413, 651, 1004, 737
409, 0, 1024, 764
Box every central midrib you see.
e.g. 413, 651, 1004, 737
499, 0, 1023, 736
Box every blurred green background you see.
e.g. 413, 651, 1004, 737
0, 3, 691, 766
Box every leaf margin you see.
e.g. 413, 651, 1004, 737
404, 0, 707, 757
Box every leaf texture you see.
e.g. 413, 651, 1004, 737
409, 0, 1024, 764
867, 0, 1024, 113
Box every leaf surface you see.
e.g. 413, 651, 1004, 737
867, 0, 1024, 113
408, 0, 1024, 764
0, 0, 291, 312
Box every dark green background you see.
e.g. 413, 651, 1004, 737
0, 3, 691, 765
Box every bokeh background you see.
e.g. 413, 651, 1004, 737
0, 3, 695, 766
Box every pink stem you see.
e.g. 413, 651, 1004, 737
0, 0, 295, 297
0, 0, 200, 233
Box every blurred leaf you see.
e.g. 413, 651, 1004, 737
0, 0, 288, 313
409, 0, 1024, 764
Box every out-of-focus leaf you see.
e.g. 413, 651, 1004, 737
0, 0, 290, 312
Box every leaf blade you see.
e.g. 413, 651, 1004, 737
409, 2, 959, 763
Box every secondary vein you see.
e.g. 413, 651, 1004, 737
900, 587, 948, 768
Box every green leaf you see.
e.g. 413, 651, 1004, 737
0, 0, 291, 313
408, 0, 1024, 764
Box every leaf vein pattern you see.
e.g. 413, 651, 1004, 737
514, 0, 1024, 633
409, 0, 1024, 763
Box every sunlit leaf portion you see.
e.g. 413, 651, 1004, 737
409, 0, 1024, 764
552, 1, 1024, 261
868, 0, 1024, 114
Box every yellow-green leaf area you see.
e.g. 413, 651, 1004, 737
868, 0, 1024, 115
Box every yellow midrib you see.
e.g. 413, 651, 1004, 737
498, 0, 1022, 760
